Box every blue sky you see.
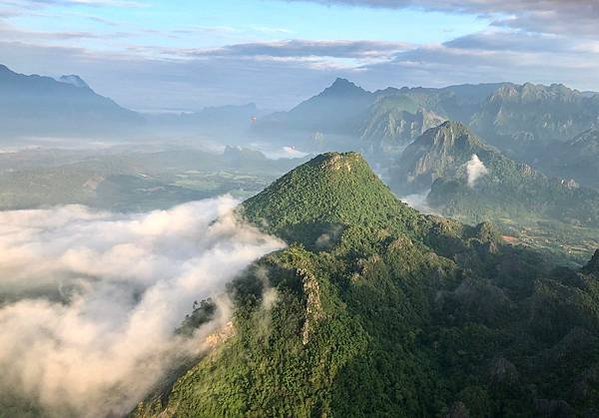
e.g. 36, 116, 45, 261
1, 0, 599, 111
9, 0, 489, 45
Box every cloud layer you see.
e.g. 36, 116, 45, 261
191, 40, 410, 60
0, 197, 284, 417
284, 0, 599, 36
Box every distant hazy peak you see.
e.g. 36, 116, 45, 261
419, 120, 485, 149
319, 77, 370, 98
58, 75, 90, 89
222, 145, 266, 161
0, 64, 12, 73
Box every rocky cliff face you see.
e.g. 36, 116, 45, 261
391, 121, 491, 193
360, 95, 446, 156
471, 83, 599, 149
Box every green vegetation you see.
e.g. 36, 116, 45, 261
392, 121, 599, 262
359, 95, 445, 157
391, 121, 489, 194
134, 152, 599, 417
176, 299, 217, 337
241, 152, 427, 244
0, 147, 305, 212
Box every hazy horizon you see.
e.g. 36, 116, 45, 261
3, 0, 599, 111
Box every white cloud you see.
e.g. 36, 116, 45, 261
282, 0, 599, 36
466, 154, 489, 187
0, 196, 285, 417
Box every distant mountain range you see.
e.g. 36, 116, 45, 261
4, 63, 599, 164
471, 83, 599, 156
0, 64, 263, 140
3, 65, 599, 192
253, 78, 508, 150
253, 78, 599, 165
146, 103, 262, 136
0, 64, 144, 137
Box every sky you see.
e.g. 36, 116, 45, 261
1, 0, 599, 111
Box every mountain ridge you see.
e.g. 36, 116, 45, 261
470, 82, 599, 154
0, 64, 144, 137
390, 122, 599, 233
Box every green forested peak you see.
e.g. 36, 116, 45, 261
241, 151, 423, 244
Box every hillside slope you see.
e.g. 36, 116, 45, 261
392, 122, 599, 228
133, 152, 599, 418
359, 95, 446, 156
538, 129, 599, 190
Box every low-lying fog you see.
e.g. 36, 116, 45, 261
0, 197, 284, 417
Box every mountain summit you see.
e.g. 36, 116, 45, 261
58, 74, 90, 89
392, 121, 491, 193
242, 152, 421, 244
256, 78, 374, 135
319, 77, 370, 98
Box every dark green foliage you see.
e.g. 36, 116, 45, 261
176, 299, 217, 337
391, 121, 598, 262
427, 154, 599, 228
241, 152, 427, 245
134, 153, 599, 418
392, 121, 491, 194
395, 121, 599, 229
583, 250, 599, 275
